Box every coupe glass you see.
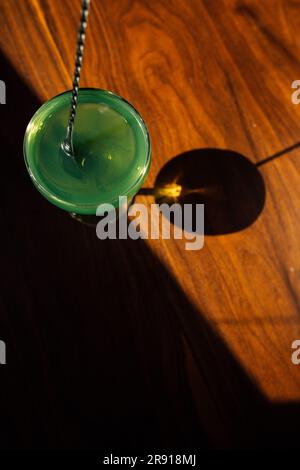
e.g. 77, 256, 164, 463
24, 88, 151, 223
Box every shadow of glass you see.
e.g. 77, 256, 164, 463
151, 148, 266, 235
140, 142, 300, 236
0, 51, 300, 451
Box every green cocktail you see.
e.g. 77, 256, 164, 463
24, 89, 151, 216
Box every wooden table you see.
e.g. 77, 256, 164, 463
1, 0, 300, 450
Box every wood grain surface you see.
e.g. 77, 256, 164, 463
1, 0, 300, 450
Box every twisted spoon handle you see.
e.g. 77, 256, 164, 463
63, 0, 91, 156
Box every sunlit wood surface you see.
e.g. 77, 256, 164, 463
1, 0, 300, 449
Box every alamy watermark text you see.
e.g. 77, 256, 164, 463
96, 196, 204, 250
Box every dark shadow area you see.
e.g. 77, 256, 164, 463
139, 141, 300, 236
151, 149, 266, 235
0, 51, 300, 450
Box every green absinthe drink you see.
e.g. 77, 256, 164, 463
24, 89, 151, 216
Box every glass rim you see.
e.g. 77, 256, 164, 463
23, 88, 151, 214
